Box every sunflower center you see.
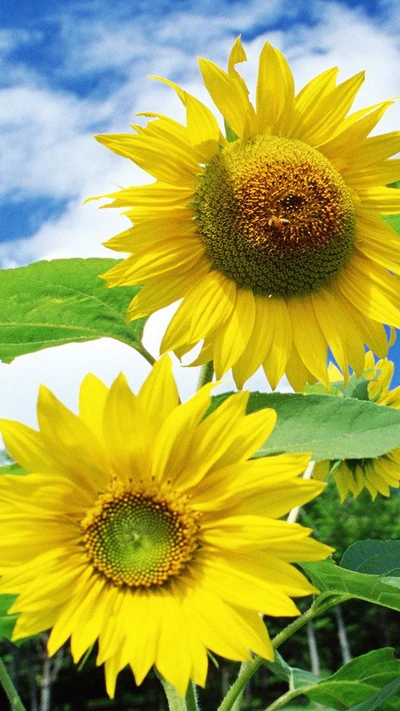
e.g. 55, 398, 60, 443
82, 486, 199, 588
194, 135, 356, 296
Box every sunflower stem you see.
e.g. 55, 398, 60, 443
133, 342, 156, 367
197, 361, 214, 390
264, 683, 317, 711
0, 656, 27, 711
158, 673, 188, 711
286, 461, 314, 523
217, 595, 349, 711
186, 681, 200, 711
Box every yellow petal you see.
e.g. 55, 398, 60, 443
289, 67, 338, 138
138, 355, 180, 426
96, 132, 199, 185
297, 72, 365, 146
185, 586, 273, 660
198, 56, 256, 138
212, 288, 256, 378
288, 295, 329, 387
177, 392, 249, 488
232, 293, 276, 388
337, 257, 400, 328
151, 76, 222, 160
256, 41, 295, 134
150, 381, 216, 482
101, 237, 205, 285
263, 298, 292, 389
79, 374, 109, 441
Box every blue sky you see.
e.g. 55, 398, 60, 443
0, 0, 399, 423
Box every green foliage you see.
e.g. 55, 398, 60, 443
302, 558, 400, 611
0, 596, 17, 640
267, 649, 400, 710
211, 391, 400, 461
341, 540, 400, 576
308, 649, 400, 710
0, 258, 150, 363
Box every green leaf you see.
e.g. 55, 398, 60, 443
0, 258, 151, 363
301, 559, 400, 611
209, 392, 400, 461
266, 649, 400, 711
0, 595, 17, 640
347, 679, 400, 711
265, 650, 319, 687
341, 540, 400, 576
305, 649, 400, 710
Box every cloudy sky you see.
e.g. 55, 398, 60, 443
0, 0, 399, 425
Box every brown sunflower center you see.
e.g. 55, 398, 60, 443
82, 485, 199, 588
194, 135, 356, 296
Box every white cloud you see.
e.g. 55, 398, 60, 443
0, 28, 42, 52
0, 85, 120, 201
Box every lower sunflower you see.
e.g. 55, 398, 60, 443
0, 356, 331, 697
93, 37, 400, 390
314, 352, 400, 500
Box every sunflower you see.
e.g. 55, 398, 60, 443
93, 37, 400, 391
0, 356, 331, 696
314, 352, 400, 500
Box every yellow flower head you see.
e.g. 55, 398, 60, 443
0, 357, 331, 696
315, 352, 400, 500
94, 37, 400, 391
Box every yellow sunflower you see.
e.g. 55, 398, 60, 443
0, 356, 331, 697
93, 37, 400, 391
314, 352, 400, 500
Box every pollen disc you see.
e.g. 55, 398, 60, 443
82, 489, 199, 588
195, 135, 356, 296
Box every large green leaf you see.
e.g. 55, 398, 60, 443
301, 559, 400, 611
347, 679, 400, 711
306, 649, 400, 710
266, 649, 400, 711
341, 540, 400, 576
0, 258, 151, 363
305, 648, 400, 711
210, 392, 400, 461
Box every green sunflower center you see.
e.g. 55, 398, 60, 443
194, 135, 356, 296
82, 488, 199, 588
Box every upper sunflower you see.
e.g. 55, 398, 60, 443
0, 356, 331, 698
94, 37, 400, 391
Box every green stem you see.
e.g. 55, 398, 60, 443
230, 663, 247, 711
264, 684, 317, 711
197, 361, 214, 390
271, 595, 351, 652
159, 675, 188, 711
217, 594, 349, 711
0, 657, 27, 711
158, 674, 200, 711
217, 659, 263, 711
134, 342, 156, 367
186, 682, 200, 711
